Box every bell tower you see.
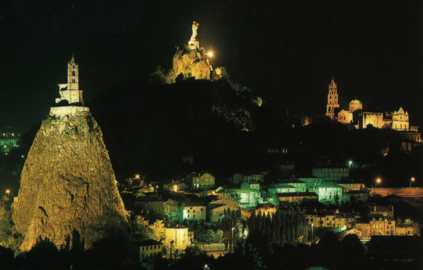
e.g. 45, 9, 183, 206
67, 55, 79, 91
326, 78, 340, 119
55, 55, 84, 105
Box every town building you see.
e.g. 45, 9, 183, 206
0, 129, 20, 155
395, 219, 420, 236
195, 243, 227, 258
306, 213, 352, 232
139, 240, 163, 259
225, 187, 262, 209
187, 172, 216, 191
163, 227, 191, 254
314, 184, 343, 204
182, 203, 206, 222
369, 205, 394, 219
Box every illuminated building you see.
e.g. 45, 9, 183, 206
306, 213, 352, 232
55, 56, 84, 105
369, 205, 394, 219
182, 203, 206, 222
315, 184, 343, 204
188, 172, 215, 191
392, 107, 409, 131
195, 243, 226, 258
226, 187, 262, 209
361, 112, 385, 128
164, 227, 191, 253
395, 219, 420, 236
353, 218, 396, 241
139, 240, 163, 259
268, 183, 297, 195
0, 130, 20, 155
337, 109, 353, 124
351, 218, 420, 241
50, 56, 90, 118
325, 78, 340, 119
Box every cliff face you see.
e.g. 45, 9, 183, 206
12, 113, 128, 251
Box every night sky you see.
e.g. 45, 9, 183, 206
0, 1, 422, 132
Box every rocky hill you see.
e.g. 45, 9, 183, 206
12, 112, 128, 251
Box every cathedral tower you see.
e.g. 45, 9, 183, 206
326, 78, 340, 119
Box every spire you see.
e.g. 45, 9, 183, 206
70, 54, 76, 64
329, 77, 337, 89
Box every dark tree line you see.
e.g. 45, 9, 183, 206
247, 206, 311, 251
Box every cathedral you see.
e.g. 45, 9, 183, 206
325, 79, 414, 132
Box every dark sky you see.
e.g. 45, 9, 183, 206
0, 1, 422, 132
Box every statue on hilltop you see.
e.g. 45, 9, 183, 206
156, 20, 226, 83
188, 21, 200, 50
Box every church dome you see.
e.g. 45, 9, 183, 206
349, 99, 363, 112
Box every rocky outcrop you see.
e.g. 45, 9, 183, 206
12, 112, 128, 251
166, 48, 214, 83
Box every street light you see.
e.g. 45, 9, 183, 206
4, 189, 10, 195
410, 177, 416, 187
375, 177, 382, 186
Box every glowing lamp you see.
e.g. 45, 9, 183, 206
375, 177, 382, 185
411, 177, 416, 183
5, 189, 10, 195
206, 50, 215, 59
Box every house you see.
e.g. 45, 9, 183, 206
369, 205, 394, 219
187, 172, 216, 191
163, 227, 191, 254
139, 240, 163, 259
315, 184, 343, 204
195, 243, 227, 258
225, 187, 262, 209
182, 203, 207, 222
